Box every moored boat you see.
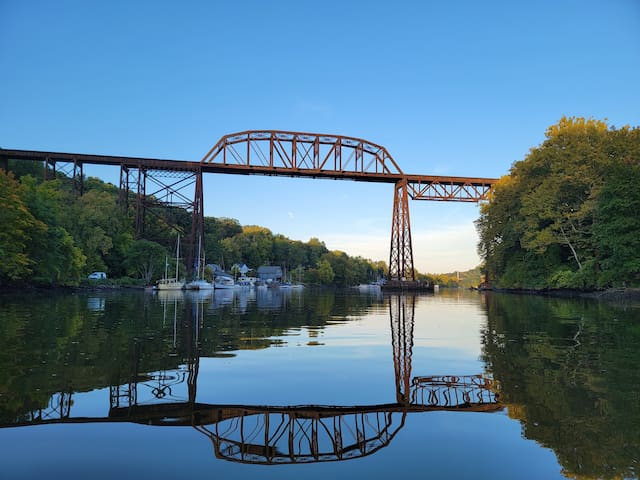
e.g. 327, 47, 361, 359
157, 235, 185, 290
185, 278, 214, 290
214, 276, 236, 289
185, 236, 213, 290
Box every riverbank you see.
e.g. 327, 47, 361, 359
581, 288, 640, 303
0, 282, 148, 296
488, 287, 640, 304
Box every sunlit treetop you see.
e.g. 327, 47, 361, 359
545, 116, 611, 139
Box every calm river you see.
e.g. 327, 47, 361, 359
0, 288, 638, 479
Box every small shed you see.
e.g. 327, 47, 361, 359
206, 264, 224, 274
257, 266, 283, 281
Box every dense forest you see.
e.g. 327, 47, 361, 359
476, 117, 640, 290
0, 160, 391, 287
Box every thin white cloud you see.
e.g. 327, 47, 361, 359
412, 223, 481, 272
322, 232, 388, 261
322, 222, 480, 273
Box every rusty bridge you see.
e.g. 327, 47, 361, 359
1, 130, 497, 283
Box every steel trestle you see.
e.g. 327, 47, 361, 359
1, 132, 497, 277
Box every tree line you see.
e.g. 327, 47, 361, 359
476, 116, 640, 289
0, 161, 387, 287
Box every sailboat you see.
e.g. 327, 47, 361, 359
157, 234, 185, 290
186, 235, 213, 290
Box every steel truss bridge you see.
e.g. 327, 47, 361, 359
1, 295, 501, 465
1, 131, 497, 281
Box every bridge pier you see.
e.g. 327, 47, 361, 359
187, 169, 204, 277
118, 164, 131, 209
134, 166, 147, 237
39, 156, 85, 196
118, 164, 204, 276
72, 159, 84, 196
43, 156, 55, 180
388, 179, 415, 283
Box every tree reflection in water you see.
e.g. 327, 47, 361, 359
1, 293, 499, 465
481, 293, 640, 479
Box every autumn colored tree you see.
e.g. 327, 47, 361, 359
0, 171, 44, 283
477, 117, 640, 289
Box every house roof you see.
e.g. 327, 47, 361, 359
257, 266, 283, 274
232, 263, 250, 274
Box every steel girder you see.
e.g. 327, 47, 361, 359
389, 179, 415, 281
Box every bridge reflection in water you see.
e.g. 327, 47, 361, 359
9, 295, 500, 465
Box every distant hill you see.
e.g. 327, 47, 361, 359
418, 265, 482, 288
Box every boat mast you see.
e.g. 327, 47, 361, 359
164, 255, 168, 281
195, 235, 202, 280
175, 235, 180, 281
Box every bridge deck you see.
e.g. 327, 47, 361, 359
0, 148, 497, 187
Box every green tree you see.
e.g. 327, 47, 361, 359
593, 157, 640, 287
288, 240, 308, 269
303, 268, 321, 284
322, 251, 348, 286
516, 118, 610, 273
0, 171, 44, 283
476, 174, 529, 287
476, 117, 640, 289
317, 259, 335, 285
7, 159, 45, 180
60, 185, 133, 276
219, 237, 241, 270
125, 239, 168, 284
233, 226, 274, 268
204, 216, 242, 265
18, 175, 85, 285
307, 237, 328, 265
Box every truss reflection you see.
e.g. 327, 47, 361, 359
4, 295, 501, 465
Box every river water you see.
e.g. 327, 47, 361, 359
0, 287, 638, 479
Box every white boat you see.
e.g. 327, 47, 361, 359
157, 277, 185, 290
214, 276, 236, 289
235, 275, 255, 287
185, 237, 213, 290
186, 278, 214, 290
157, 235, 185, 290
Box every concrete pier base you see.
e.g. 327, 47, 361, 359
381, 281, 435, 292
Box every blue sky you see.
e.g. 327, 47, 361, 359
2, 0, 639, 272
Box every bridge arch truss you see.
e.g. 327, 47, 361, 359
201, 130, 496, 281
